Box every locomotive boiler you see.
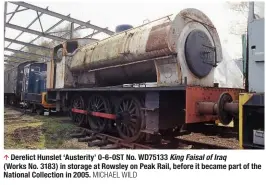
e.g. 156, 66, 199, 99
70, 8, 222, 87
47, 8, 243, 142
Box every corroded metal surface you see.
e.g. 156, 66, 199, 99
155, 56, 180, 85
70, 18, 171, 71
185, 86, 244, 124
197, 102, 218, 115
46, 61, 53, 89
48, 39, 94, 89
62, 8, 223, 87
171, 8, 222, 87
197, 99, 239, 125
146, 22, 171, 52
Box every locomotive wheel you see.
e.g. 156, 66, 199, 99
70, 95, 86, 126
87, 94, 112, 133
115, 95, 145, 143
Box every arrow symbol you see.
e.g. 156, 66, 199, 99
4, 155, 9, 160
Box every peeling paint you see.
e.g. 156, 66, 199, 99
65, 8, 222, 87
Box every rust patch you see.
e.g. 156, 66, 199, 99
146, 22, 171, 52
62, 42, 68, 56
185, 86, 244, 124
179, 9, 215, 29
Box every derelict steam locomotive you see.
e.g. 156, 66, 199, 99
46, 8, 244, 143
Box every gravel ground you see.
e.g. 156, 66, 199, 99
176, 132, 239, 149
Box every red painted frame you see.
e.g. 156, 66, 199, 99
185, 86, 244, 124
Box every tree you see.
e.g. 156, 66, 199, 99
226, 2, 249, 36
226, 2, 264, 35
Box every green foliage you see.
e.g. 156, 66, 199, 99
4, 113, 81, 149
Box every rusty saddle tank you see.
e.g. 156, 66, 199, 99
64, 8, 222, 88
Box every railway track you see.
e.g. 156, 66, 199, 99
70, 128, 236, 149
71, 128, 153, 149
4, 105, 239, 149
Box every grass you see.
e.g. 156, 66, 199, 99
4, 110, 87, 149
4, 122, 44, 149
41, 118, 76, 149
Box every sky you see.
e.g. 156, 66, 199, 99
3, 1, 259, 59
